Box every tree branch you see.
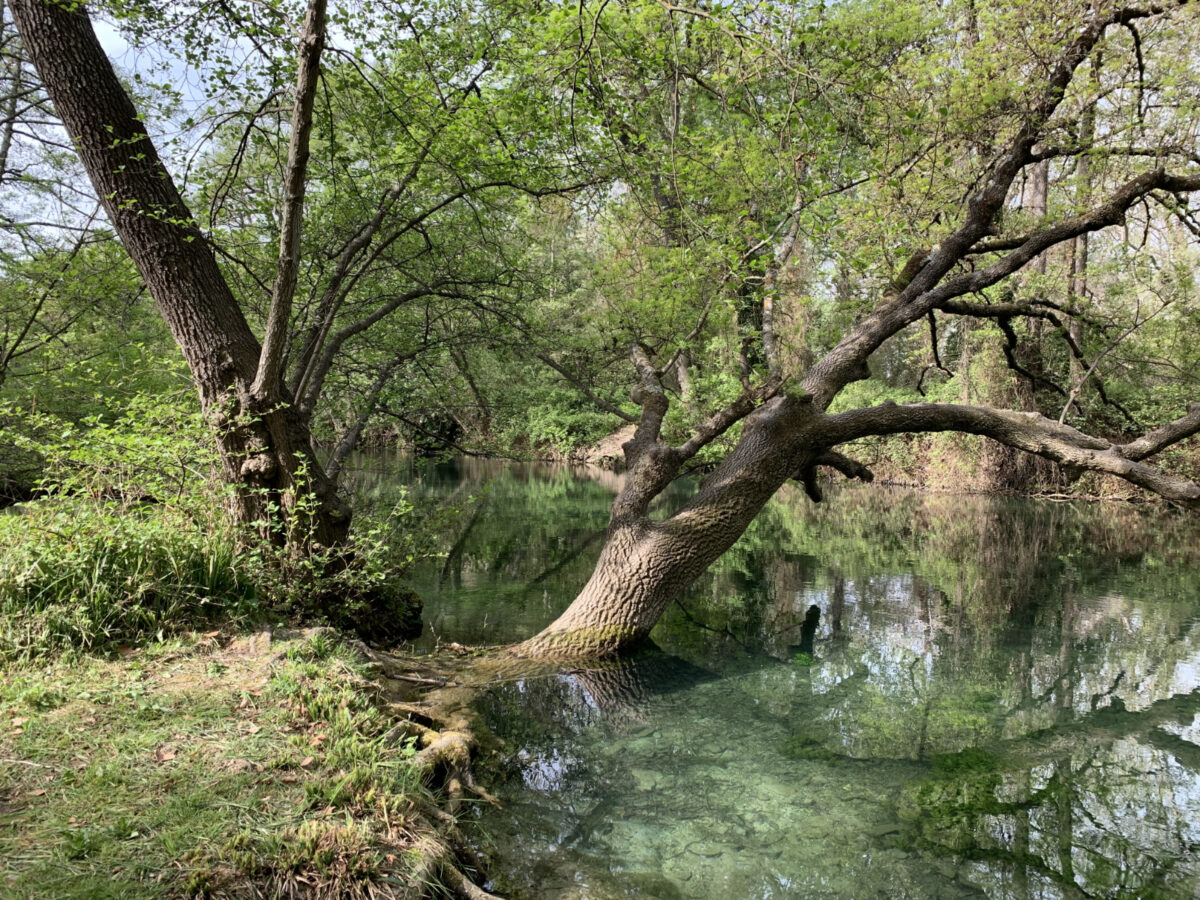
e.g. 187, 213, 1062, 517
801, 0, 1194, 408
534, 352, 638, 423
252, 0, 326, 402
936, 296, 1141, 427
298, 283, 454, 415
795, 449, 875, 503
627, 342, 669, 461
822, 402, 1200, 506
1121, 403, 1200, 460
325, 354, 406, 484
673, 374, 782, 462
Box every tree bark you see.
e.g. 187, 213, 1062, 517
10, 0, 349, 546
517, 394, 817, 656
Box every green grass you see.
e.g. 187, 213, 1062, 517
0, 631, 429, 899
0, 500, 261, 662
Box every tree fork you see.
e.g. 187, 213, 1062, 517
10, 0, 349, 547
516, 394, 821, 657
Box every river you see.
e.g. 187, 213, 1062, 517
355, 455, 1200, 899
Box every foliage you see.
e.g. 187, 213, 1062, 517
0, 498, 250, 661
0, 382, 249, 660
6, 0, 1199, 475
242, 467, 426, 642
0, 380, 429, 659
505, 387, 618, 452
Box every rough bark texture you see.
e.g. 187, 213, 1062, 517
11, 0, 349, 545
516, 393, 815, 656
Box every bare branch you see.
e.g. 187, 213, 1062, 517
1057, 301, 1168, 424
823, 402, 1200, 506
1028, 143, 1199, 165
297, 283, 452, 414
995, 315, 1069, 398
935, 295, 1140, 427
936, 297, 1079, 320
795, 449, 875, 503
1121, 404, 1200, 461
325, 352, 415, 483
815, 449, 875, 483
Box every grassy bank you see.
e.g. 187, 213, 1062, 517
0, 629, 490, 899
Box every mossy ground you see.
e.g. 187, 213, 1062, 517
0, 629, 445, 899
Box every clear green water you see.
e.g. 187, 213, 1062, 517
362, 457, 1200, 898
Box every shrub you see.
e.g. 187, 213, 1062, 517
0, 384, 428, 658
0, 497, 259, 660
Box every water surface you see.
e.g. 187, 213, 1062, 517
365, 458, 1200, 898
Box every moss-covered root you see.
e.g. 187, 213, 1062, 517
400, 707, 500, 896
413, 729, 473, 811
403, 697, 503, 814
348, 643, 501, 816
410, 835, 500, 900
347, 642, 505, 892
511, 624, 645, 659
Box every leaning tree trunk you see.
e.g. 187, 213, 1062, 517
518, 0, 1200, 660
517, 396, 820, 656
10, 0, 349, 546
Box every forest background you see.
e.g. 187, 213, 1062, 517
3, 1, 1200, 896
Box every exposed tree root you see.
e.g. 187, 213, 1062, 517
410, 835, 501, 900
437, 860, 503, 900
337, 640, 512, 899
341, 640, 624, 897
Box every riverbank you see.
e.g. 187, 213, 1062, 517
0, 628, 497, 899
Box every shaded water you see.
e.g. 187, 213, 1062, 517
357, 457, 1200, 898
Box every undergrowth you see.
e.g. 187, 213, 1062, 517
0, 499, 256, 661
0, 387, 429, 661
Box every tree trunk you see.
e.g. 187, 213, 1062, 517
517, 396, 818, 656
518, 0, 1200, 660
10, 0, 349, 547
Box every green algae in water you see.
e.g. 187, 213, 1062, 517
930, 747, 1002, 776
899, 749, 1008, 854
778, 733, 852, 764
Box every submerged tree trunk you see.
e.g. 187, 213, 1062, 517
11, 0, 349, 546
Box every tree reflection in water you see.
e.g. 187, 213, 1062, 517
364, 458, 1200, 898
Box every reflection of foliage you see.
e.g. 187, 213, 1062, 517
778, 734, 850, 764
402, 465, 1200, 898
657, 483, 1200, 662
479, 674, 603, 774
899, 749, 1008, 852
898, 699, 1200, 897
